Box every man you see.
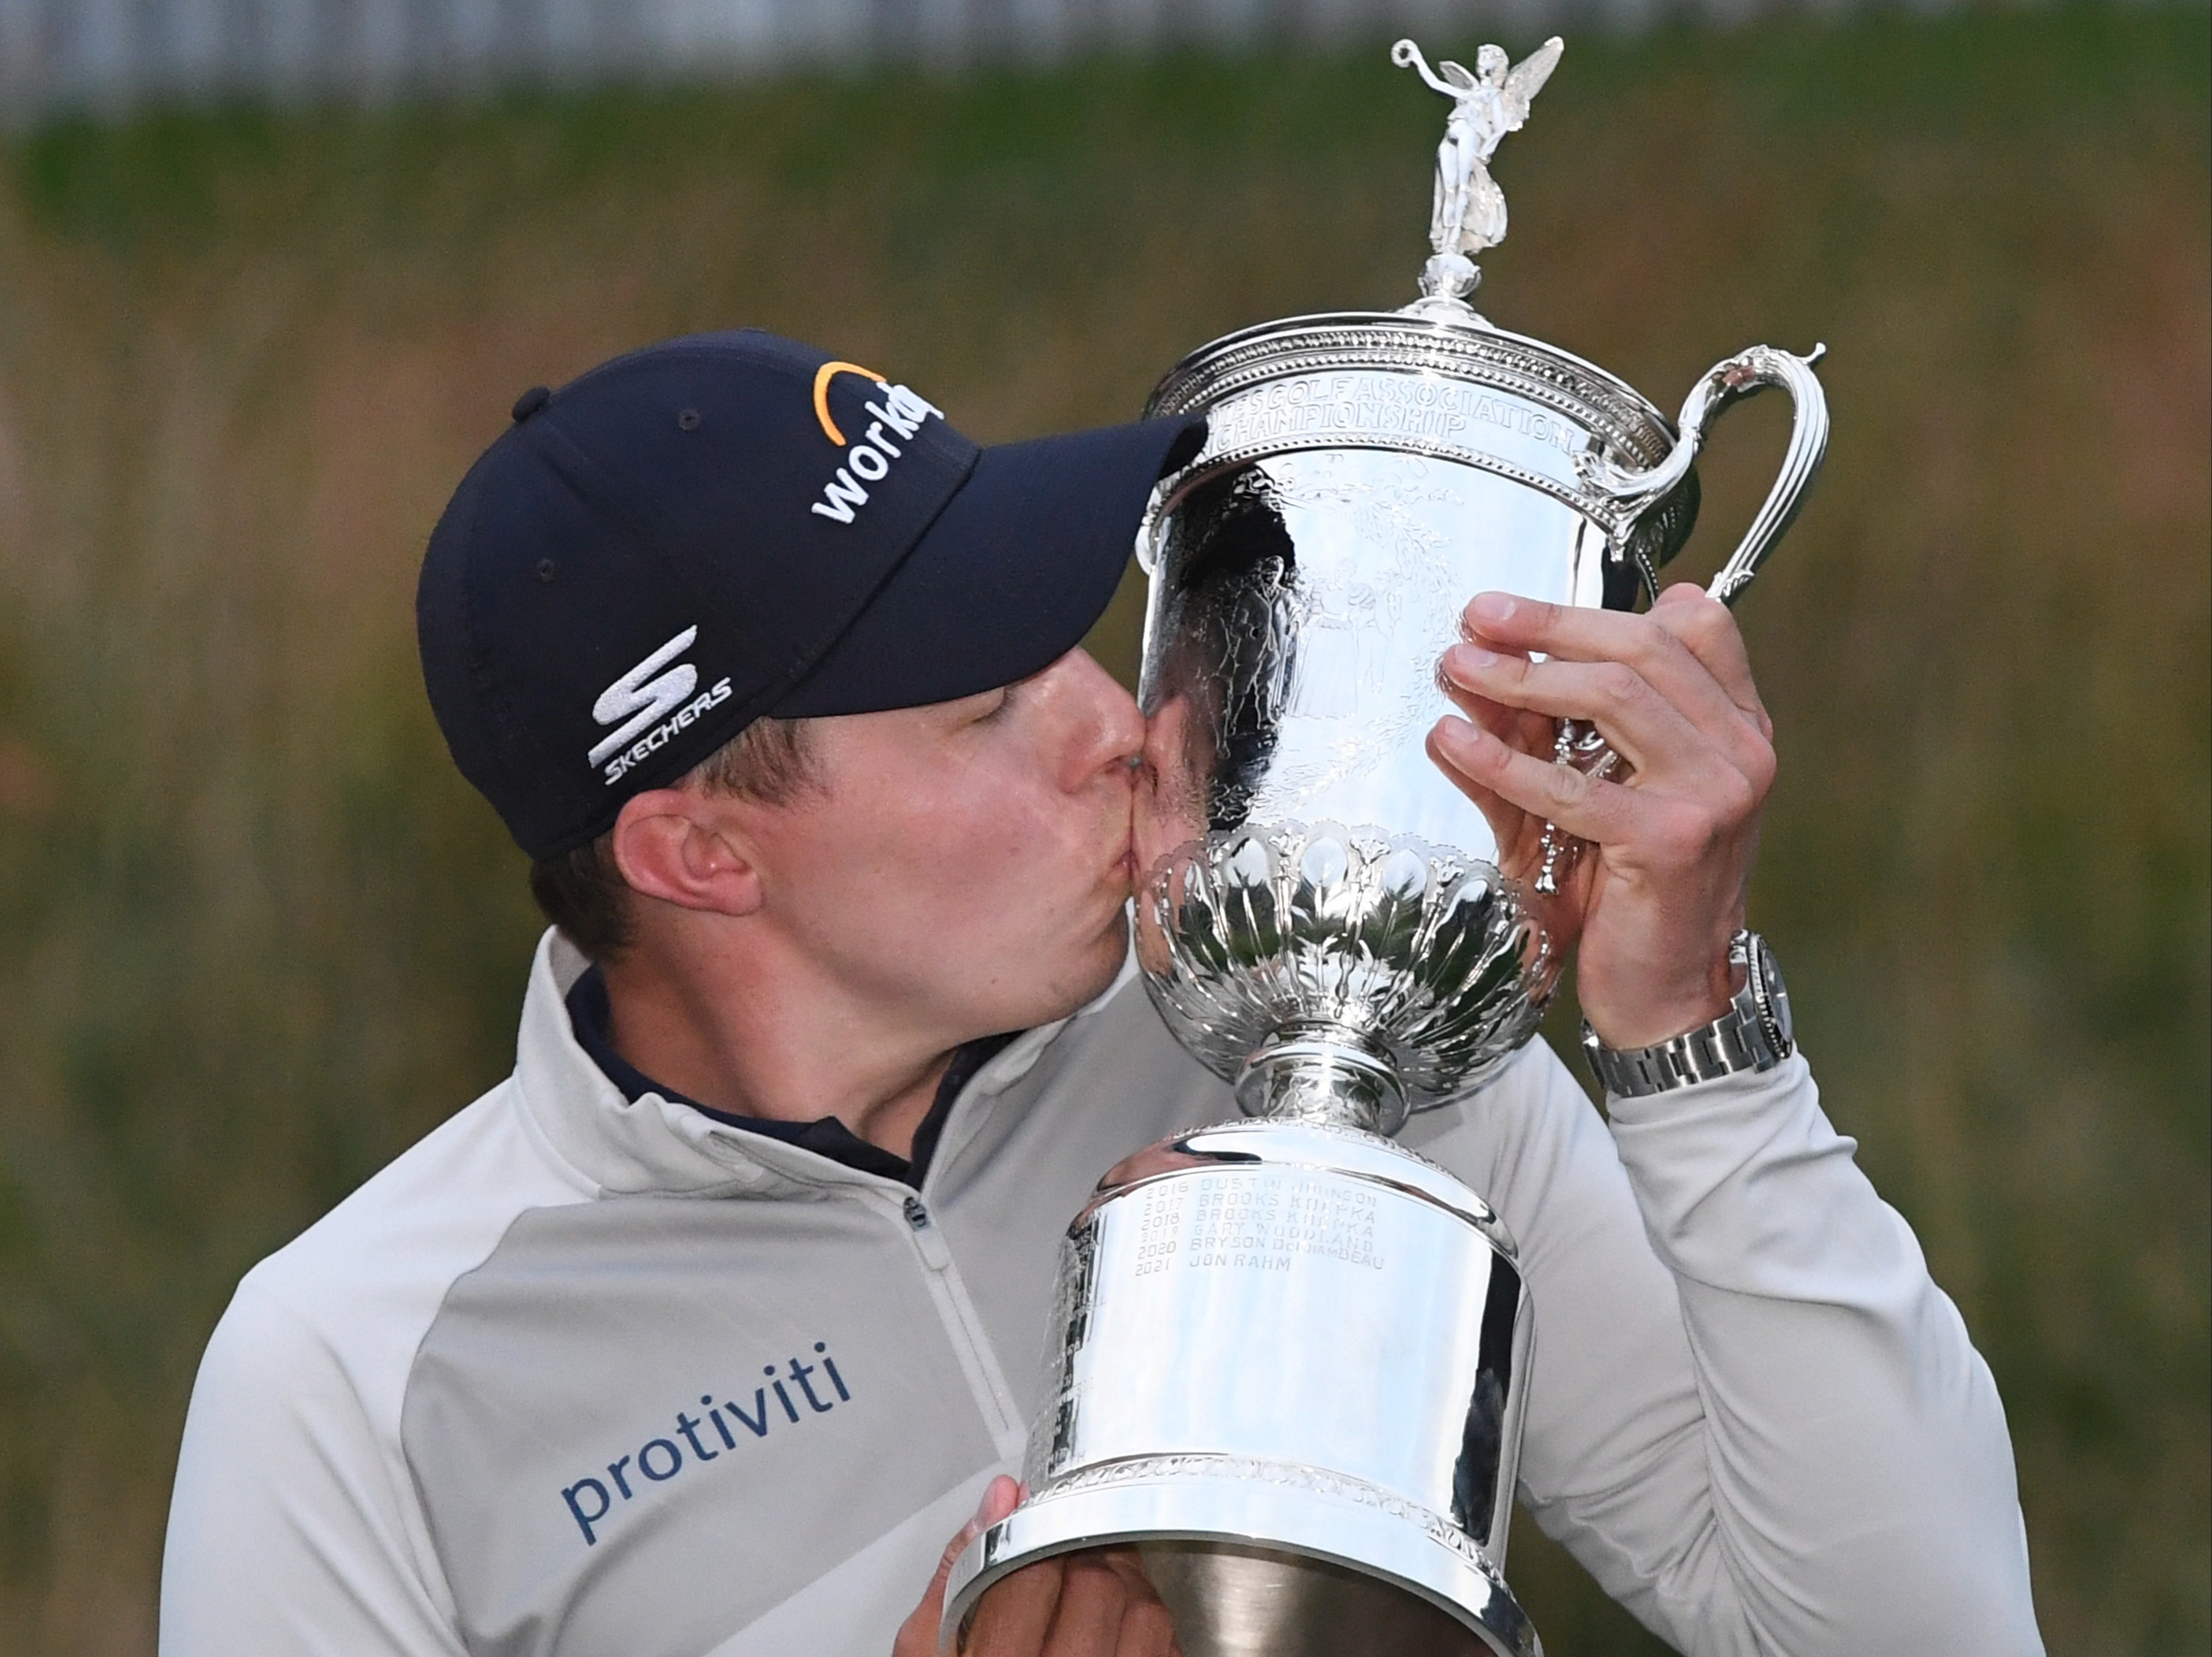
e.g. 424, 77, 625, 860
160, 329, 2044, 1656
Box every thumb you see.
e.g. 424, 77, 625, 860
894, 1475, 1022, 1657
939, 1476, 1021, 1583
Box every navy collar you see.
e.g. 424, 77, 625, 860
564, 966, 1013, 1190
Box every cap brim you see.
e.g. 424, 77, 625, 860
770, 414, 1206, 718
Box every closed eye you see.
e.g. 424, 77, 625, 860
964, 686, 1013, 724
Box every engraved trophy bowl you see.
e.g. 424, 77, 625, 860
945, 36, 1828, 1657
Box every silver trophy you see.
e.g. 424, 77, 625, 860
945, 38, 1827, 1657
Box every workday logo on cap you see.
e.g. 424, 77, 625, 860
588, 626, 735, 786
809, 361, 944, 525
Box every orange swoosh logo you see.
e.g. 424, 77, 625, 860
812, 361, 888, 446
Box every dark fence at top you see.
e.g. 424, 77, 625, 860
0, 0, 2000, 124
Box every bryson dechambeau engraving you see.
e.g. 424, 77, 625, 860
1391, 35, 1564, 303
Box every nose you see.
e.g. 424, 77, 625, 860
1045, 649, 1144, 791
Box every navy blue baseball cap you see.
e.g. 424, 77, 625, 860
418, 329, 1205, 860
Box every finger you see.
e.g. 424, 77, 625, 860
1041, 1555, 1129, 1657
1649, 583, 1770, 734
1425, 720, 1531, 852
897, 1477, 1024, 1657
1092, 1547, 1179, 1657
966, 1556, 1069, 1656
939, 1477, 1020, 1583
1433, 677, 1518, 740
1435, 654, 1558, 782
1116, 1598, 1179, 1657
1457, 594, 1758, 752
1094, 1547, 1164, 1606
1435, 673, 1556, 760
1439, 648, 1713, 783
1458, 592, 1767, 762
1429, 716, 1753, 861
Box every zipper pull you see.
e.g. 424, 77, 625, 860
902, 1194, 953, 1269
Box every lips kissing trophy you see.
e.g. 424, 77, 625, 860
944, 38, 1828, 1657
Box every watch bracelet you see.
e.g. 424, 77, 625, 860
1582, 1013, 1771, 1096
1580, 930, 1791, 1098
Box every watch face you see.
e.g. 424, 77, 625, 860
1752, 934, 1792, 1050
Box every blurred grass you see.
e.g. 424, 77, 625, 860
0, 8, 2204, 1653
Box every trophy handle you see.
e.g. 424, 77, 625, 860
1535, 345, 1828, 895
1577, 343, 1830, 607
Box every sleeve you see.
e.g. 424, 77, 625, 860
159, 1276, 467, 1657
1412, 1043, 2044, 1657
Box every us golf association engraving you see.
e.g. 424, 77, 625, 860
1135, 1172, 1387, 1277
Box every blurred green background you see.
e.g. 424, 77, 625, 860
0, 8, 2205, 1652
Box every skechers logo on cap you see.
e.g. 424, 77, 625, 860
809, 361, 944, 524
588, 625, 733, 785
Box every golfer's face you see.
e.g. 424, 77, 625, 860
750, 649, 1145, 1036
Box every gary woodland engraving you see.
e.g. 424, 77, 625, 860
1207, 371, 1590, 460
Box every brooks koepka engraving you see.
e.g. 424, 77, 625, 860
944, 37, 1829, 1657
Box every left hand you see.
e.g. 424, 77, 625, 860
893, 1476, 1181, 1657
1426, 583, 1776, 1052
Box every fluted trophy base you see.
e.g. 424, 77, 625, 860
941, 1122, 1538, 1657
1136, 824, 1563, 1132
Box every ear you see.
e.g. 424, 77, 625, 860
608, 789, 765, 919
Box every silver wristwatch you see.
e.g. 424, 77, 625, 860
1581, 929, 1794, 1097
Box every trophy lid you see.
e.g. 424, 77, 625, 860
1141, 307, 1700, 593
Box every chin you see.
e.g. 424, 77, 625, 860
978, 893, 1133, 1034
1038, 910, 1134, 1024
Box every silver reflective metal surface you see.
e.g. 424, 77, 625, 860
1129, 314, 1692, 1113
948, 1124, 1536, 1657
1578, 342, 1830, 607
1126, 315, 1826, 1115
945, 34, 1829, 1656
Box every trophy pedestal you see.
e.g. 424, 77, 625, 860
944, 1123, 1537, 1657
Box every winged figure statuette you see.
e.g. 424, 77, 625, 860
1392, 36, 1564, 305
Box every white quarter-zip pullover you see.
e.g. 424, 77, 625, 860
159, 930, 2044, 1656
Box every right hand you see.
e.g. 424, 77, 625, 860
894, 1476, 1183, 1657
